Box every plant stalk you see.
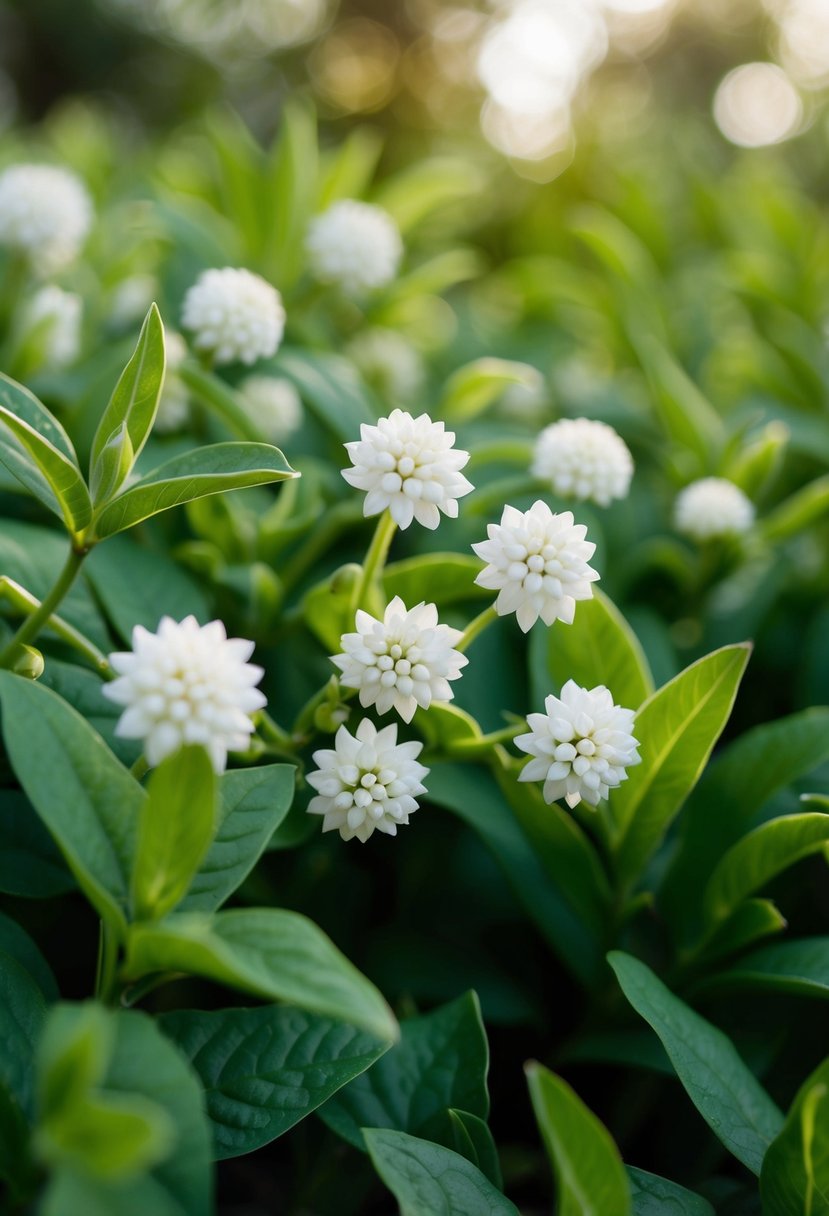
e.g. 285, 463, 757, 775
0, 545, 88, 668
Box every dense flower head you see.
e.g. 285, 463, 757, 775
24, 286, 82, 368
307, 718, 428, 842
342, 408, 473, 530
332, 596, 467, 723
516, 681, 641, 808
674, 477, 755, 540
103, 615, 266, 773
472, 501, 599, 633
0, 163, 92, 272
238, 374, 303, 444
306, 200, 402, 294
181, 267, 285, 366
532, 417, 633, 507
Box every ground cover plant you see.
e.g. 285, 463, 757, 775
0, 1, 828, 1213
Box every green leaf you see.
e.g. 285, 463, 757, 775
440, 358, 543, 423
0, 952, 47, 1121
0, 373, 92, 536
180, 764, 295, 913
0, 911, 59, 1000
274, 347, 375, 441
760, 1056, 829, 1216
124, 909, 397, 1042
37, 1003, 113, 1119
702, 812, 829, 933
0, 790, 74, 900
528, 588, 653, 712
761, 474, 829, 543
373, 157, 483, 233
320, 992, 488, 1149
725, 420, 789, 498
268, 100, 318, 286
631, 335, 724, 465
613, 643, 751, 887
446, 1110, 502, 1189
706, 938, 829, 1000
696, 899, 787, 968
526, 1062, 631, 1216
84, 537, 209, 641
89, 304, 165, 504
160, 1004, 388, 1159
38, 1093, 175, 1181
131, 747, 216, 922
608, 952, 783, 1174
0, 673, 141, 937
365, 1128, 521, 1216
92, 442, 297, 538
383, 553, 489, 610
627, 1166, 715, 1215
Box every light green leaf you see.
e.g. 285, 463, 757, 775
131, 747, 216, 922
613, 643, 751, 887
760, 1056, 829, 1215
365, 1128, 520, 1216
38, 1093, 175, 1181
37, 1003, 113, 1120
440, 358, 542, 423
268, 100, 318, 286
92, 442, 297, 538
161, 1004, 388, 1159
0, 673, 142, 937
0, 373, 91, 535
609, 951, 783, 1174
761, 474, 829, 543
383, 553, 489, 609
529, 588, 653, 712
373, 157, 482, 232
321, 992, 488, 1149
526, 1062, 631, 1216
725, 420, 789, 498
124, 909, 397, 1042
627, 1166, 715, 1215
89, 304, 165, 503
631, 335, 724, 465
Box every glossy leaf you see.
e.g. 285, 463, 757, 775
706, 938, 829, 1000
383, 553, 489, 610
440, 358, 543, 423
628, 1166, 715, 1216
760, 1056, 829, 1216
526, 1062, 631, 1216
609, 952, 783, 1174
161, 1004, 388, 1158
696, 899, 787, 967
447, 1110, 502, 1189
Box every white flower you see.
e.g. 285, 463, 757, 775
109, 274, 157, 327
472, 501, 599, 633
181, 267, 285, 366
24, 286, 82, 367
238, 375, 302, 444
306, 200, 402, 294
516, 681, 641, 808
307, 718, 428, 842
103, 615, 266, 773
674, 477, 755, 541
153, 330, 190, 433
348, 328, 424, 404
342, 408, 473, 530
532, 418, 633, 507
332, 596, 467, 723
0, 164, 92, 272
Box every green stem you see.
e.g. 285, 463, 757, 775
95, 920, 120, 1006
130, 755, 149, 780
258, 710, 294, 750
178, 361, 264, 442
0, 545, 88, 668
0, 576, 111, 676
456, 604, 499, 654
349, 510, 397, 619
444, 722, 525, 758
279, 500, 364, 596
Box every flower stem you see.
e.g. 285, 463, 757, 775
456, 604, 499, 654
445, 722, 525, 757
0, 575, 111, 676
0, 545, 88, 669
130, 755, 149, 780
349, 510, 397, 620
95, 919, 120, 1006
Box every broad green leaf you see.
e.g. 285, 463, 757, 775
131, 747, 216, 922
383, 553, 489, 610
38, 1093, 174, 1181
0, 911, 59, 1000
416, 702, 483, 751
180, 764, 295, 913
761, 474, 829, 543
92, 442, 297, 538
702, 812, 829, 932
0, 373, 91, 535
440, 358, 543, 423
528, 588, 653, 712
696, 899, 787, 967
706, 938, 829, 1000
321, 992, 488, 1149
85, 536, 209, 640
526, 1062, 630, 1216
426, 763, 604, 987
274, 347, 376, 441
609, 952, 783, 1174
124, 909, 397, 1042
0, 790, 74, 900
760, 1056, 829, 1215
631, 334, 724, 465
89, 304, 165, 503
0, 952, 47, 1121
663, 708, 829, 939
0, 673, 142, 936
39, 658, 137, 765
268, 100, 318, 285
365, 1128, 521, 1216
725, 420, 789, 498
613, 644, 751, 887
627, 1166, 715, 1215
301, 562, 361, 653
161, 1004, 388, 1159
447, 1110, 502, 1189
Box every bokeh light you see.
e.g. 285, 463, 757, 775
713, 61, 803, 146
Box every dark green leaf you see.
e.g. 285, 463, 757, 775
0, 911, 58, 1000
0, 951, 46, 1121
760, 1055, 829, 1216
84, 537, 209, 641
628, 1166, 715, 1215
0, 789, 74, 900
707, 938, 829, 1000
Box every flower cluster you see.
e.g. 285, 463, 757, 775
306, 200, 402, 294
181, 267, 285, 366
0, 163, 93, 272
674, 477, 755, 540
532, 417, 633, 506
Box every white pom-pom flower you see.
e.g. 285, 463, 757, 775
332, 596, 467, 723
472, 501, 599, 633
0, 164, 92, 272
181, 267, 285, 366
103, 615, 266, 773
342, 408, 473, 530
306, 200, 402, 294
516, 681, 641, 808
307, 719, 428, 842
532, 417, 633, 507
674, 477, 755, 541
24, 286, 82, 367
238, 375, 302, 444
